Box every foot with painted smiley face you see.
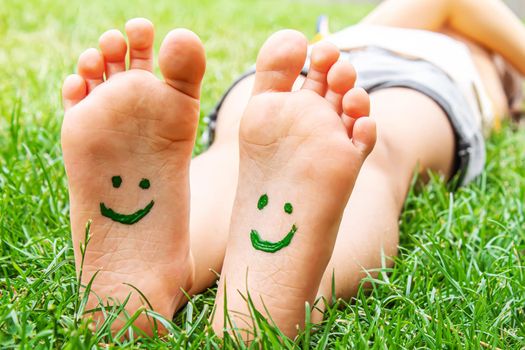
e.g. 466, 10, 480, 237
213, 30, 376, 339
61, 19, 204, 335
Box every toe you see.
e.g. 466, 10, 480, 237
99, 29, 127, 78
125, 18, 155, 71
342, 87, 370, 118
341, 87, 370, 138
62, 74, 87, 111
158, 28, 206, 99
351, 116, 376, 157
77, 48, 105, 93
301, 41, 339, 95
325, 60, 356, 114
252, 30, 308, 95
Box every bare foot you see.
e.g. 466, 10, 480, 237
61, 18, 205, 334
212, 30, 376, 339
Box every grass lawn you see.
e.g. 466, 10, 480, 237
1, 0, 524, 348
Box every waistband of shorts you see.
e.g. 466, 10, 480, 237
340, 47, 485, 187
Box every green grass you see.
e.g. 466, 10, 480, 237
0, 0, 524, 348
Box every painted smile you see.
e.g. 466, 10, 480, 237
100, 175, 154, 225
250, 193, 297, 253
100, 200, 155, 225
250, 224, 297, 253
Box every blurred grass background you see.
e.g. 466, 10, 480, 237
0, 0, 370, 132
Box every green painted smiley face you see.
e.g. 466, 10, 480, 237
99, 175, 154, 225
250, 193, 297, 253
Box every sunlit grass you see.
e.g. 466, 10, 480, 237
0, 0, 524, 348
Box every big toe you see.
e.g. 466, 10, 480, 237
252, 30, 308, 95
158, 28, 206, 99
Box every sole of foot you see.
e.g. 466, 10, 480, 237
61, 18, 205, 335
212, 30, 376, 339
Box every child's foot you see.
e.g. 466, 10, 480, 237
212, 31, 376, 338
61, 18, 205, 334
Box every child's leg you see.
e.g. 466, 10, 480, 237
207, 32, 455, 338
188, 76, 254, 294
361, 0, 525, 75
189, 87, 455, 314
62, 20, 455, 338
317, 88, 454, 302
189, 85, 456, 302
212, 31, 376, 338
62, 19, 206, 334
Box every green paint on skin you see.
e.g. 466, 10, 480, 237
112, 176, 122, 188
100, 200, 155, 225
139, 178, 150, 189
100, 176, 154, 225
258, 194, 268, 210
284, 202, 293, 214
250, 225, 297, 253
250, 194, 297, 253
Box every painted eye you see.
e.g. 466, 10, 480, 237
257, 194, 268, 210
139, 178, 150, 189
284, 202, 293, 214
112, 176, 122, 188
